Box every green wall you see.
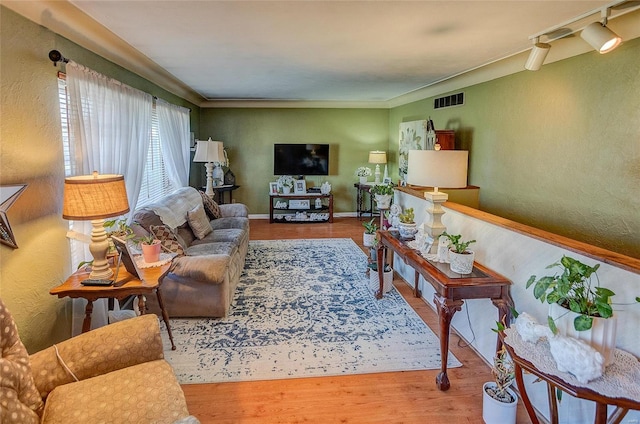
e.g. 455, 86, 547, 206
389, 37, 640, 258
200, 108, 389, 213
0, 6, 200, 352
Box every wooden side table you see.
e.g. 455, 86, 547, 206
376, 230, 513, 391
50, 261, 176, 350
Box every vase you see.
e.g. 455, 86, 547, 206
369, 267, 394, 293
449, 249, 475, 274
363, 232, 376, 247
374, 194, 392, 209
549, 302, 618, 367
398, 222, 418, 239
359, 176, 368, 184
282, 186, 291, 194
482, 382, 517, 424
141, 240, 161, 263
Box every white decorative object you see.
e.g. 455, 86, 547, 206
369, 267, 394, 293
549, 302, 618, 367
398, 222, 418, 239
448, 249, 475, 274
548, 334, 605, 384
320, 182, 332, 194
315, 198, 322, 209
514, 312, 553, 343
435, 235, 449, 263
482, 382, 518, 424
374, 194, 392, 209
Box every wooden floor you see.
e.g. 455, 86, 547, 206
182, 217, 533, 424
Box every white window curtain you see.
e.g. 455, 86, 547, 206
156, 98, 191, 188
64, 61, 153, 334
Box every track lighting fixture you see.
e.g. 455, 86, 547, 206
524, 39, 551, 71
580, 21, 621, 53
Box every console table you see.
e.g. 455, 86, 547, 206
376, 230, 513, 391
354, 183, 377, 220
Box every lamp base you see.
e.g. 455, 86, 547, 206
374, 164, 381, 184
89, 219, 113, 280
423, 190, 448, 254
204, 162, 215, 198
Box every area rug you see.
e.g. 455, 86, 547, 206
160, 238, 461, 384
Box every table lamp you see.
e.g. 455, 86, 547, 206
193, 138, 224, 197
368, 151, 387, 184
63, 172, 130, 279
407, 150, 468, 253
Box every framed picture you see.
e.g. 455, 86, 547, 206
269, 182, 279, 195
382, 177, 392, 184
294, 179, 306, 194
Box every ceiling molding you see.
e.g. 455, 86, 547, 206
199, 100, 390, 109
3, 0, 205, 106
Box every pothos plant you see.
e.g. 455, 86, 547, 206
441, 231, 476, 254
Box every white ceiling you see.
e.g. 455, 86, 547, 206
64, 1, 624, 103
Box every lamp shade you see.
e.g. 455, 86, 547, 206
406, 150, 468, 188
368, 151, 387, 164
63, 172, 129, 220
194, 138, 224, 163
524, 42, 551, 71
581, 22, 621, 54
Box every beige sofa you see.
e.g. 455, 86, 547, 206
132, 186, 250, 317
0, 298, 197, 424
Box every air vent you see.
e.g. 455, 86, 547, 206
434, 92, 464, 109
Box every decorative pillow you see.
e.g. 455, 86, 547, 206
149, 225, 186, 255
198, 190, 221, 220
187, 204, 213, 239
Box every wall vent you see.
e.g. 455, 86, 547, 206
434, 92, 464, 109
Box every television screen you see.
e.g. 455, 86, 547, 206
274, 144, 329, 176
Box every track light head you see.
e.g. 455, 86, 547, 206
524, 42, 551, 71
581, 22, 621, 53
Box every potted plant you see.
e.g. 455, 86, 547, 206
369, 182, 394, 209
277, 175, 295, 194
368, 261, 393, 294
441, 231, 476, 274
104, 218, 134, 255
526, 256, 624, 366
362, 218, 378, 247
355, 166, 372, 184
397, 207, 418, 239
482, 346, 518, 424
136, 234, 162, 263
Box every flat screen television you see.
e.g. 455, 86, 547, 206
274, 144, 329, 176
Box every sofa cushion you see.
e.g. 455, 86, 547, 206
41, 360, 189, 424
198, 190, 221, 219
210, 216, 250, 232
150, 225, 186, 255
187, 204, 212, 239
185, 241, 237, 257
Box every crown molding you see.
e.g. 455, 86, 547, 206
199, 99, 390, 109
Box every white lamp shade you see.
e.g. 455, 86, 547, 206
368, 151, 387, 164
581, 22, 621, 54
525, 42, 551, 71
406, 150, 468, 188
194, 138, 224, 163
63, 173, 130, 220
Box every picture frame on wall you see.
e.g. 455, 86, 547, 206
294, 179, 306, 194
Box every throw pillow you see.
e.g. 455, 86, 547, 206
187, 204, 213, 239
198, 190, 221, 220
149, 225, 186, 255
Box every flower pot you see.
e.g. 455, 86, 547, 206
141, 240, 161, 263
369, 267, 394, 293
449, 249, 475, 274
363, 232, 376, 247
374, 194, 392, 209
282, 186, 292, 194
549, 302, 617, 367
398, 222, 418, 239
482, 382, 518, 424
359, 176, 368, 184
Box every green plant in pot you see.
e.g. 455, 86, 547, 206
441, 231, 476, 274
370, 182, 394, 209
482, 346, 518, 424
397, 207, 418, 239
362, 218, 378, 247
135, 234, 162, 263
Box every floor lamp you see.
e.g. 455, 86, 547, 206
194, 138, 224, 198
407, 150, 468, 254
63, 172, 130, 279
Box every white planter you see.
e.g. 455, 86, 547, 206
398, 222, 418, 239
363, 232, 376, 247
282, 186, 292, 194
369, 267, 393, 293
374, 194, 392, 209
359, 176, 368, 184
449, 249, 475, 274
549, 302, 618, 367
482, 382, 518, 424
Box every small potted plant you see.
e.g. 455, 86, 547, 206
525, 256, 634, 366
441, 231, 476, 274
368, 261, 393, 294
482, 346, 518, 424
136, 234, 162, 263
277, 175, 295, 194
397, 207, 418, 239
362, 218, 378, 247
355, 166, 372, 184
369, 182, 395, 209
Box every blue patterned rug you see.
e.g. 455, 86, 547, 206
161, 238, 461, 383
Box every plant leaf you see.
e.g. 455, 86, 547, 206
547, 316, 558, 335
574, 314, 593, 331
595, 302, 613, 318
525, 275, 536, 289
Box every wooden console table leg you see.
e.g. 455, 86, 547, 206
82, 300, 94, 333
547, 383, 559, 424
491, 288, 514, 351
413, 270, 421, 298
433, 294, 463, 391
376, 244, 385, 299
514, 362, 540, 424
155, 288, 176, 350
